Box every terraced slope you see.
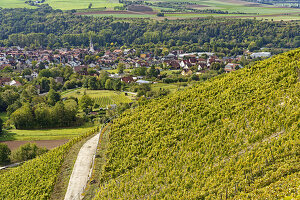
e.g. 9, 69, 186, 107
94, 49, 300, 199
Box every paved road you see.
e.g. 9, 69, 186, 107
64, 133, 100, 200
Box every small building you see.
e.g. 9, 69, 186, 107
250, 52, 271, 59
136, 80, 151, 84
224, 63, 242, 73
55, 77, 64, 84
181, 69, 193, 76
9, 80, 22, 87
121, 76, 134, 84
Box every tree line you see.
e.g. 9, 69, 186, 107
0, 6, 299, 56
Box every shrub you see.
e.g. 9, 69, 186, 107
11, 143, 48, 162
0, 143, 11, 164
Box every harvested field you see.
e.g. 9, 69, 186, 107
1, 140, 68, 151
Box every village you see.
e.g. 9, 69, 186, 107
0, 43, 272, 90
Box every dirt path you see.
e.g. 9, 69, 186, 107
64, 133, 100, 200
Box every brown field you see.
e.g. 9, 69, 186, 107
1, 140, 68, 150
127, 5, 153, 12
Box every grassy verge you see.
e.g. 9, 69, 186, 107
50, 132, 97, 200
82, 125, 110, 200
0, 122, 97, 141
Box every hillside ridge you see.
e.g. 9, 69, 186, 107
94, 49, 300, 199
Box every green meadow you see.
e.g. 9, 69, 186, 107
0, 0, 121, 10
0, 123, 97, 141
0, 0, 300, 20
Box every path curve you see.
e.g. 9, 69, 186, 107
64, 133, 100, 200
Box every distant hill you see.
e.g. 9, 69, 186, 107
94, 49, 300, 199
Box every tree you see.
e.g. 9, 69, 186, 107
210, 62, 224, 70
11, 143, 48, 162
1, 89, 19, 108
10, 104, 35, 129
34, 104, 52, 128
88, 77, 98, 90
112, 79, 122, 91
63, 99, 78, 125
0, 144, 11, 164
117, 63, 125, 74
47, 89, 60, 106
40, 77, 50, 93
147, 65, 160, 78
105, 79, 112, 90
51, 101, 65, 127
79, 95, 93, 114
38, 69, 52, 78
0, 118, 3, 135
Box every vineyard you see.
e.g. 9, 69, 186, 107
0, 127, 99, 199
94, 49, 300, 199
63, 89, 132, 108
93, 93, 132, 108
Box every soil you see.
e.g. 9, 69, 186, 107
0, 140, 68, 150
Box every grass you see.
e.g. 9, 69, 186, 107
46, 0, 121, 10
0, 0, 121, 10
152, 82, 188, 93
1, 0, 300, 20
50, 132, 98, 200
0, 0, 32, 8
0, 123, 98, 141
60, 87, 82, 96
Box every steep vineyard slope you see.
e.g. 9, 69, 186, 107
0, 128, 99, 199
95, 49, 300, 199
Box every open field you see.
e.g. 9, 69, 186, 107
0, 0, 32, 8
152, 82, 188, 93
0, 0, 121, 9
0, 122, 97, 141
1, 0, 300, 21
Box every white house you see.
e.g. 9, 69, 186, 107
250, 52, 271, 58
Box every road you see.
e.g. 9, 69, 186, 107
64, 133, 100, 200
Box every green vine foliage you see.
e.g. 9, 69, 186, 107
94, 49, 300, 199
0, 127, 99, 199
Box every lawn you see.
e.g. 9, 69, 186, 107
152, 82, 188, 93
0, 123, 98, 141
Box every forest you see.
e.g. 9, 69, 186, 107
0, 6, 299, 56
